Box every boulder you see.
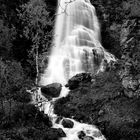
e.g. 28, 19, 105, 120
41, 83, 62, 98
61, 119, 74, 128
78, 131, 86, 139
66, 73, 92, 90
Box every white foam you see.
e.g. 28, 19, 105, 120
40, 0, 115, 86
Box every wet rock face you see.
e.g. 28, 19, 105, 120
61, 119, 74, 128
41, 83, 62, 98
66, 73, 92, 90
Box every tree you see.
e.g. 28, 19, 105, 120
18, 0, 53, 85
0, 19, 16, 58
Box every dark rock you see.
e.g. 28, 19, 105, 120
83, 136, 94, 140
41, 83, 62, 98
57, 128, 66, 137
122, 77, 139, 91
78, 131, 86, 139
61, 119, 74, 128
55, 116, 63, 124
43, 128, 66, 140
66, 73, 92, 90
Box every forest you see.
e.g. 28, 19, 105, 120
0, 0, 140, 139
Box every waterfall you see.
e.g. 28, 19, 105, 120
40, 0, 115, 86
32, 0, 116, 139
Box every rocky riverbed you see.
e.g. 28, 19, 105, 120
54, 71, 140, 140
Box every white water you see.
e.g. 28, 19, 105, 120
31, 0, 116, 140
40, 0, 115, 86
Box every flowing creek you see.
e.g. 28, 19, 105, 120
31, 0, 116, 139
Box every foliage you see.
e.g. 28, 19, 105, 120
0, 59, 23, 99
0, 0, 139, 139
0, 20, 16, 58
0, 0, 28, 25
18, 0, 54, 84
12, 104, 51, 127
0, 103, 52, 140
91, 0, 125, 23
0, 59, 34, 102
18, 0, 53, 53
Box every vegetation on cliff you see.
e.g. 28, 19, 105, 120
0, 0, 140, 139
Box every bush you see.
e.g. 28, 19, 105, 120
0, 59, 33, 103
12, 104, 52, 127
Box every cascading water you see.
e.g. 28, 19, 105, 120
32, 0, 116, 139
40, 0, 115, 86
